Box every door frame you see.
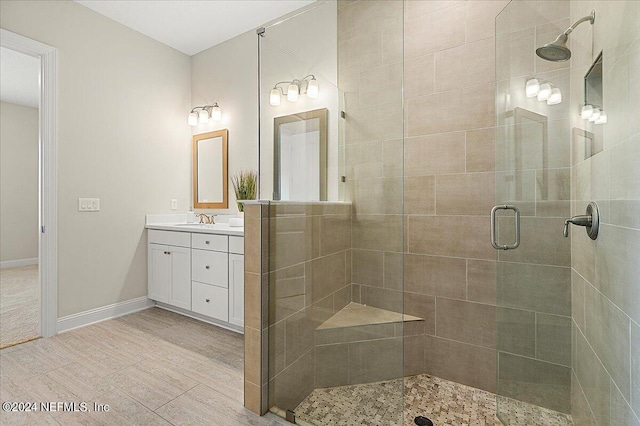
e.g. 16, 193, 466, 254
1, 29, 58, 337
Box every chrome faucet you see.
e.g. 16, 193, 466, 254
196, 213, 214, 224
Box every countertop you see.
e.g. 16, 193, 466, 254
145, 223, 244, 236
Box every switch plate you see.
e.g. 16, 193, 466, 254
78, 198, 100, 212
171, 199, 178, 210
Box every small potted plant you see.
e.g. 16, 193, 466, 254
231, 170, 257, 217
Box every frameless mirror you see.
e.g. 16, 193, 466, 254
273, 108, 327, 201
192, 129, 228, 209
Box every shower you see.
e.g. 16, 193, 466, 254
536, 10, 595, 61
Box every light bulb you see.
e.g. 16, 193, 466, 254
198, 108, 209, 123
287, 83, 299, 102
307, 79, 319, 98
589, 108, 600, 122
547, 88, 562, 105
188, 112, 198, 126
581, 104, 593, 119
525, 78, 540, 98
270, 88, 281, 106
537, 83, 552, 101
595, 110, 607, 124
210, 104, 221, 121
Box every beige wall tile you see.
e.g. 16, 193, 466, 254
610, 135, 640, 200
360, 286, 403, 313
466, 127, 496, 172
424, 335, 497, 393
595, 225, 640, 325
404, 54, 435, 99
631, 321, 640, 417
464, 0, 510, 43
436, 172, 495, 215
270, 349, 315, 411
320, 214, 351, 256
352, 249, 383, 287
405, 175, 435, 215
575, 330, 610, 425
536, 168, 570, 201
354, 177, 403, 215
359, 62, 403, 107
571, 269, 587, 333
436, 298, 497, 349
269, 263, 305, 323
498, 217, 571, 266
498, 352, 571, 414
496, 27, 534, 81
405, 132, 466, 176
570, 370, 598, 426
403, 293, 435, 335
404, 335, 426, 376
434, 38, 495, 92
383, 251, 403, 290
405, 2, 466, 59
497, 262, 571, 316
348, 338, 403, 384
406, 84, 495, 136
383, 139, 403, 177
352, 214, 404, 252
408, 215, 496, 260
315, 344, 349, 388
244, 326, 261, 386
307, 252, 347, 305
405, 254, 467, 299
497, 307, 535, 357
345, 142, 382, 179
345, 101, 403, 143
467, 259, 497, 304
244, 381, 261, 415
245, 272, 262, 330
535, 313, 571, 367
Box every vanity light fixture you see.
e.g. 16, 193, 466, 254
525, 79, 562, 105
270, 75, 319, 106
580, 104, 607, 125
188, 102, 221, 126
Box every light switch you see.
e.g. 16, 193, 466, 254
171, 199, 178, 210
78, 198, 100, 212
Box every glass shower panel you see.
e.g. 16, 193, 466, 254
259, 1, 405, 425
495, 1, 573, 425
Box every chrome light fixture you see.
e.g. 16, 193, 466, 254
270, 75, 319, 106
188, 102, 221, 126
526, 78, 562, 105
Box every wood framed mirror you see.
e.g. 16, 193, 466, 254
273, 108, 328, 201
193, 129, 228, 209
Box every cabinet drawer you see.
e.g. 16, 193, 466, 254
192, 249, 228, 288
148, 230, 190, 248
229, 236, 244, 255
192, 282, 228, 322
192, 233, 227, 252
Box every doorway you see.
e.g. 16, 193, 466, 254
0, 29, 58, 343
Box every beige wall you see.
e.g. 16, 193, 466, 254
569, 1, 640, 424
0, 0, 192, 317
190, 30, 258, 214
0, 101, 39, 263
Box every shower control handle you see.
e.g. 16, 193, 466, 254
563, 202, 599, 240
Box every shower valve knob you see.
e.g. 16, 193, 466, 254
563, 202, 599, 240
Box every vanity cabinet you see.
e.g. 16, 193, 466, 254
148, 231, 191, 310
147, 229, 244, 332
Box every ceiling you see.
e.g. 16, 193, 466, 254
0, 47, 40, 109
74, 0, 316, 56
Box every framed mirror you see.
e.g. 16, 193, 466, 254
273, 108, 327, 201
193, 129, 228, 209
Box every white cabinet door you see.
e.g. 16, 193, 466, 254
148, 243, 170, 303
228, 254, 244, 327
192, 282, 228, 322
168, 245, 191, 310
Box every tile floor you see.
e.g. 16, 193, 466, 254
295, 374, 573, 426
0, 264, 39, 348
0, 308, 289, 426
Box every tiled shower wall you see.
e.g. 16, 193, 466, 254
568, 1, 640, 425
340, 0, 509, 393
244, 202, 352, 415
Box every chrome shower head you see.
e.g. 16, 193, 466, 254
536, 10, 595, 62
536, 33, 571, 62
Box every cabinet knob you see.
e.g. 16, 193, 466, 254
166, 251, 171, 255
205, 241, 210, 245
205, 265, 210, 269
205, 299, 210, 303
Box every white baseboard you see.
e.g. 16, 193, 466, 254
156, 302, 244, 334
1, 257, 38, 269
57, 296, 155, 333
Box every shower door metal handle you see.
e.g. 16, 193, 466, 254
491, 205, 520, 250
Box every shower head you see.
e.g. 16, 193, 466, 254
536, 10, 595, 62
536, 34, 571, 62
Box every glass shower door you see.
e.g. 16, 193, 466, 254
495, 1, 573, 424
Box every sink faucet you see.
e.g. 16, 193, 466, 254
196, 213, 214, 224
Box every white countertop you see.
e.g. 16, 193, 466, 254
145, 214, 244, 236
145, 222, 244, 236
